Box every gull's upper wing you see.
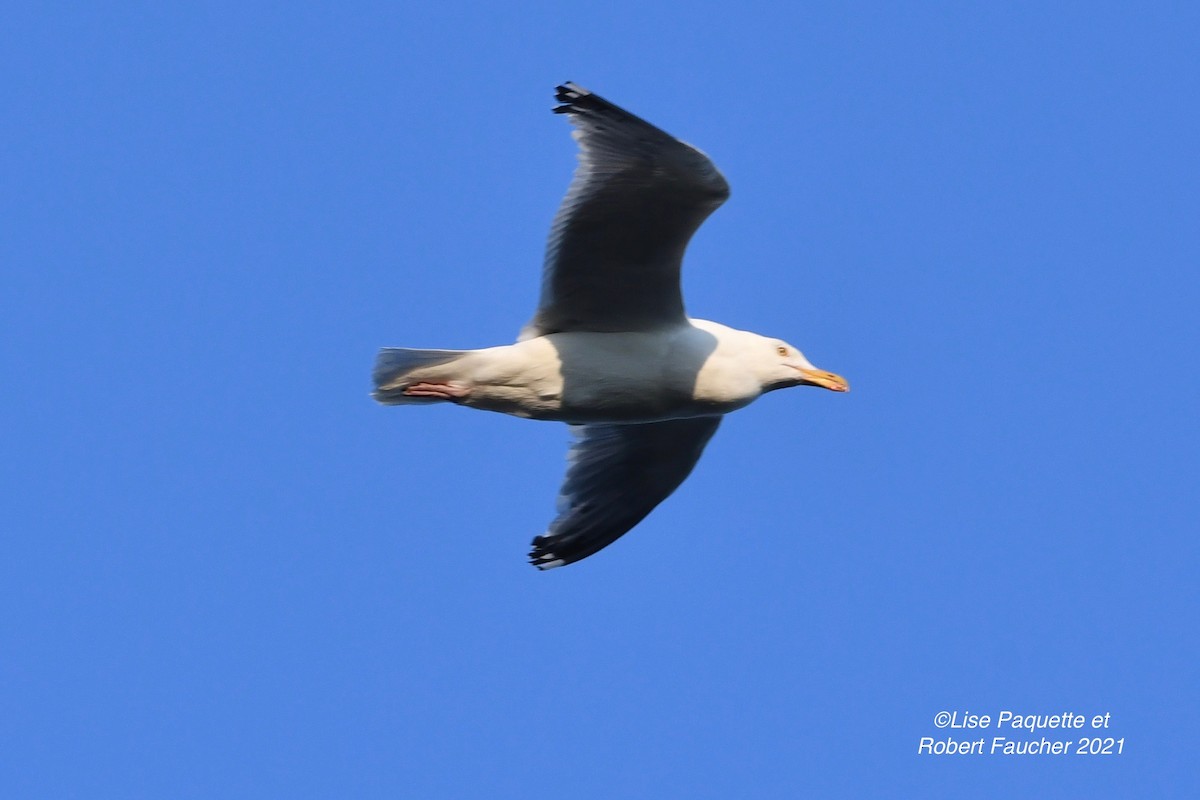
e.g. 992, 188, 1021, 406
529, 417, 722, 569
521, 83, 730, 339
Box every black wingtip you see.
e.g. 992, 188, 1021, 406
528, 534, 567, 570
552, 82, 592, 114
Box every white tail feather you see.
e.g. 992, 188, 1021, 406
372, 348, 466, 405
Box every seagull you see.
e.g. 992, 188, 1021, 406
374, 82, 848, 570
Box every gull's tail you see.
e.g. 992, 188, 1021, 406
372, 347, 467, 405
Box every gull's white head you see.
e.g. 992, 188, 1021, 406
757, 336, 849, 394
687, 320, 849, 403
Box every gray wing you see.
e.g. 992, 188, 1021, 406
521, 83, 731, 339
529, 417, 722, 569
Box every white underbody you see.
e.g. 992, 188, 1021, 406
414, 319, 772, 424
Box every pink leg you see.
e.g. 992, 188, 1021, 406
402, 382, 471, 400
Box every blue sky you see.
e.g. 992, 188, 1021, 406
3, 2, 1197, 797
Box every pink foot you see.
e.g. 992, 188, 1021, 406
403, 382, 471, 400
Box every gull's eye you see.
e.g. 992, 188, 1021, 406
776, 346, 789, 357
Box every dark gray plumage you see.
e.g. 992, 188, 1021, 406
529, 417, 722, 569
521, 83, 730, 339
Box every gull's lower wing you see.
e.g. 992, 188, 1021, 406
529, 416, 722, 569
522, 83, 730, 339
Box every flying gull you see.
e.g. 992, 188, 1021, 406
373, 82, 848, 569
